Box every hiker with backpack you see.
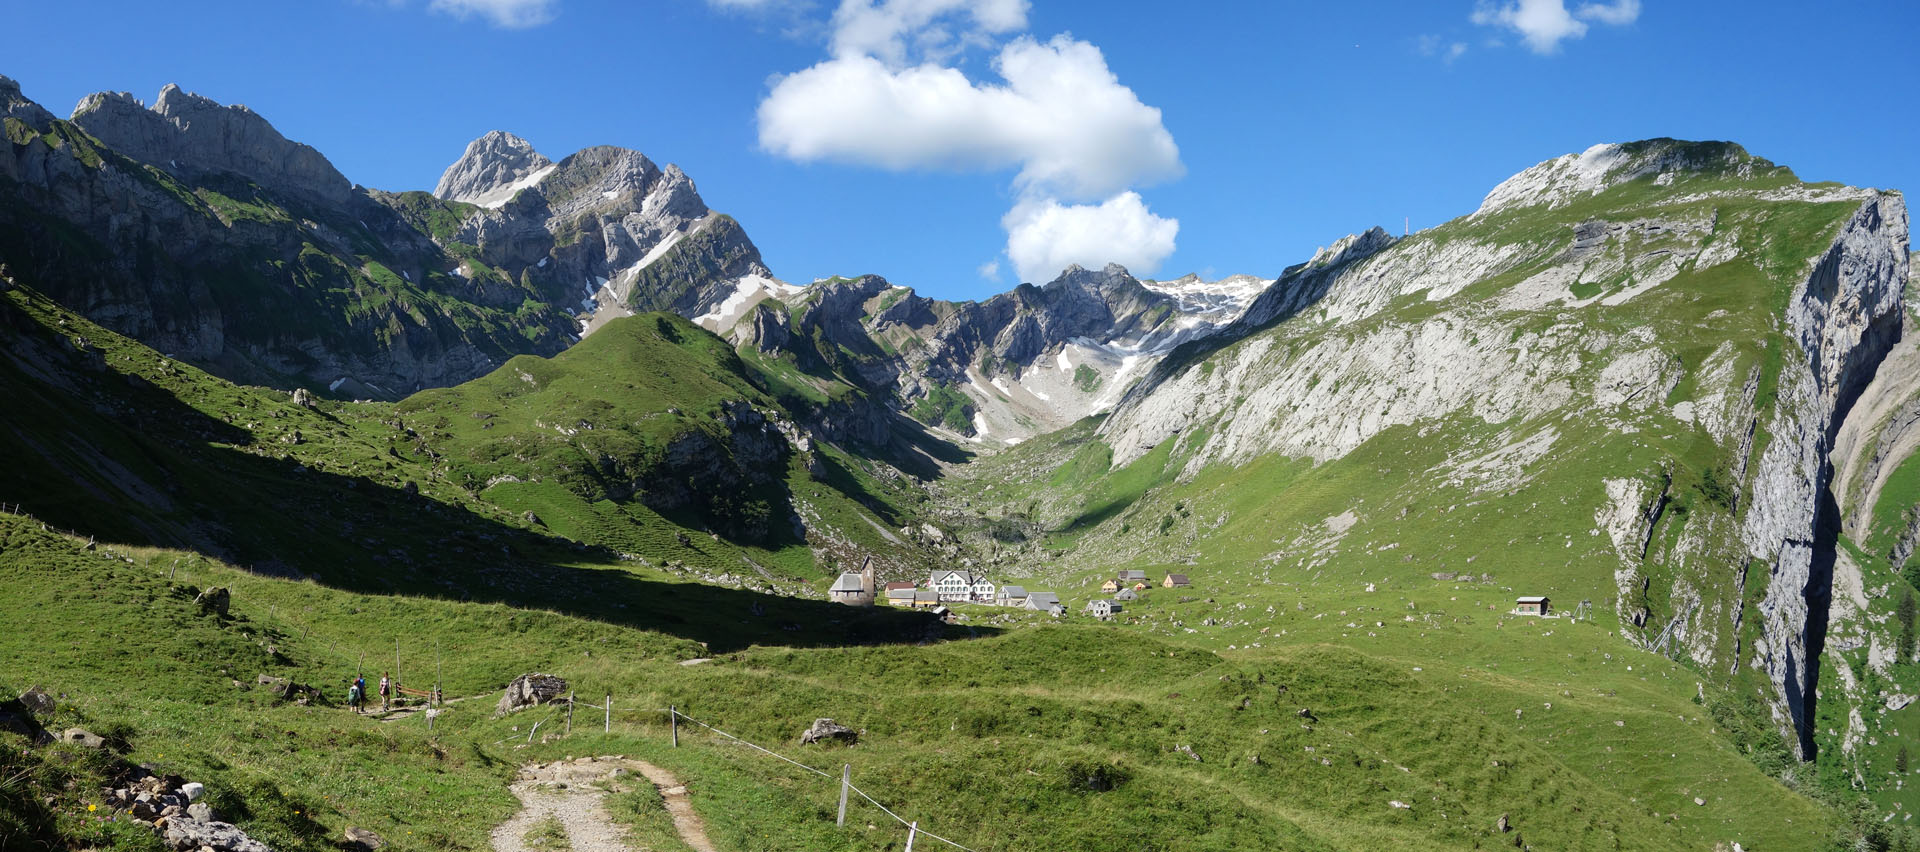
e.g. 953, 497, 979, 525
379, 672, 391, 711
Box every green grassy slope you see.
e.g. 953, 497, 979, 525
2, 513, 1862, 852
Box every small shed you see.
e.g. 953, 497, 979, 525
1515, 596, 1550, 616
1100, 579, 1122, 593
885, 587, 917, 606
995, 585, 1029, 606
1024, 592, 1061, 613
1114, 588, 1139, 601
1119, 569, 1149, 583
1162, 573, 1192, 588
913, 590, 942, 608
1086, 599, 1122, 619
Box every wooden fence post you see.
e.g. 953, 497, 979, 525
670, 706, 678, 747
837, 764, 850, 827
604, 695, 611, 734
566, 692, 574, 735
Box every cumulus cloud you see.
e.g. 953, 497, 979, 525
427, 0, 556, 27
753, 0, 1182, 283
1471, 0, 1639, 53
760, 37, 1179, 199
1003, 193, 1178, 284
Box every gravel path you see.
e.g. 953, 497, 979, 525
490, 756, 717, 852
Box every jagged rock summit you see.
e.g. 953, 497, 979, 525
70, 83, 354, 205
434, 130, 554, 208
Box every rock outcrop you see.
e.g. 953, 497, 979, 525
1742, 194, 1909, 756
434, 130, 553, 208
71, 84, 353, 206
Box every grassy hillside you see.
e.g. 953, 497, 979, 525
4, 511, 1879, 851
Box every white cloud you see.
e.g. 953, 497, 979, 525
1416, 34, 1470, 63
1577, 0, 1641, 25
832, 0, 1028, 64
1471, 0, 1638, 54
977, 259, 1001, 280
759, 35, 1179, 199
427, 0, 556, 27
754, 1, 1181, 283
1002, 192, 1177, 284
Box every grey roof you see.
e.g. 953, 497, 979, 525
930, 569, 975, 585
914, 590, 940, 602
1024, 592, 1061, 609
1000, 585, 1028, 598
829, 573, 866, 593
1516, 595, 1549, 603
886, 588, 917, 600
1119, 570, 1148, 580
1114, 589, 1138, 600
1164, 574, 1191, 585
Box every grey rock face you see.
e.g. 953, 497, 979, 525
434, 130, 553, 207
72, 84, 353, 206
0, 74, 53, 130
1743, 194, 1910, 757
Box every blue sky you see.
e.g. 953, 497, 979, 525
7, 1, 1916, 300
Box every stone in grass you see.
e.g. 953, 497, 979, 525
800, 718, 857, 746
344, 826, 386, 849
59, 728, 105, 749
16, 686, 55, 717
162, 816, 273, 852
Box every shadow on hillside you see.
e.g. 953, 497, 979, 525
0, 300, 990, 653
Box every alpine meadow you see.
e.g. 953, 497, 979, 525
3, 2, 1919, 851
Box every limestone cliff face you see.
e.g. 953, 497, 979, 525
72, 84, 354, 206
1742, 195, 1909, 756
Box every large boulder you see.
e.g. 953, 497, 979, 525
194, 587, 231, 617
495, 673, 567, 716
799, 718, 857, 746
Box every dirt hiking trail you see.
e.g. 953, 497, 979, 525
490, 756, 718, 852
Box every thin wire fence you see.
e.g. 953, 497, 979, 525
652, 706, 985, 852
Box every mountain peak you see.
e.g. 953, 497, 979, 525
1476, 138, 1784, 216
0, 74, 53, 130
435, 130, 555, 208
70, 83, 353, 205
